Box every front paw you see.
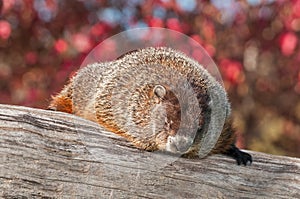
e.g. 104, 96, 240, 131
224, 145, 252, 166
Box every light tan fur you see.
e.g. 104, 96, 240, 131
49, 47, 236, 157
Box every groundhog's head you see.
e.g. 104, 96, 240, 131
129, 83, 197, 154
110, 62, 201, 154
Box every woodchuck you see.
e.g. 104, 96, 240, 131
48, 47, 252, 165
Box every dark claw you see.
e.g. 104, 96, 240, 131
224, 144, 252, 166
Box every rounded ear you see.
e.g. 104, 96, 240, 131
153, 85, 166, 99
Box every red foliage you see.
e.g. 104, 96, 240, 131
54, 39, 68, 54
72, 33, 93, 53
148, 17, 164, 27
292, 0, 300, 18
1, 0, 15, 14
279, 32, 298, 56
0, 20, 11, 40
220, 59, 243, 84
166, 18, 183, 32
25, 51, 38, 65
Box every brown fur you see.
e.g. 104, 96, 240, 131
48, 47, 236, 157
210, 118, 236, 154
49, 95, 73, 113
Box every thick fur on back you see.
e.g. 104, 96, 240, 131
49, 47, 233, 157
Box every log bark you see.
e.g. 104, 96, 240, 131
0, 104, 299, 198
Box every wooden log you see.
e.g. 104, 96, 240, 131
0, 104, 299, 198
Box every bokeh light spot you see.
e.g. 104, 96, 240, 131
0, 20, 12, 40
279, 32, 298, 56
54, 39, 68, 54
72, 33, 92, 53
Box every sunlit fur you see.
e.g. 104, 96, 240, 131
49, 47, 236, 158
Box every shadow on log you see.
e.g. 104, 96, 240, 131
0, 104, 299, 198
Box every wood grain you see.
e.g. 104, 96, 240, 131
0, 104, 299, 198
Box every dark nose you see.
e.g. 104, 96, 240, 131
171, 135, 194, 153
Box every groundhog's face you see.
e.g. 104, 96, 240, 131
130, 84, 197, 154
109, 52, 204, 154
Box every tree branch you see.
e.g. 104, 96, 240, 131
0, 104, 299, 198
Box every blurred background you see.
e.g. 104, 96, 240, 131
0, 0, 299, 158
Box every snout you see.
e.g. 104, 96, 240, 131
166, 135, 194, 154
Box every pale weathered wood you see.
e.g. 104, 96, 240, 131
0, 104, 299, 198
